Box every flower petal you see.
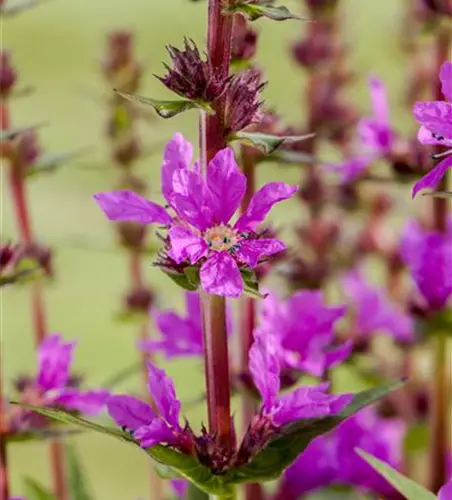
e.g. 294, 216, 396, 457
168, 226, 208, 264
107, 394, 156, 431
93, 190, 172, 225
249, 333, 280, 410
413, 101, 452, 140
368, 75, 390, 124
161, 133, 193, 204
170, 479, 189, 498
200, 252, 243, 298
324, 156, 373, 183
37, 334, 75, 391
235, 238, 285, 267
417, 125, 448, 146
185, 291, 201, 327
235, 183, 298, 232
412, 155, 452, 198
207, 147, 246, 223
54, 389, 109, 415
146, 362, 181, 429
440, 61, 452, 101
170, 170, 214, 231
358, 118, 393, 155
134, 418, 176, 448
439, 479, 452, 500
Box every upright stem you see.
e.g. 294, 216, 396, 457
0, 351, 9, 500
428, 25, 451, 493
2, 98, 67, 500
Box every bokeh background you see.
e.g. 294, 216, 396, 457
3, 0, 427, 497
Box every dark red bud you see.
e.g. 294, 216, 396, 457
0, 243, 16, 271
14, 242, 53, 277
116, 221, 147, 250
124, 287, 154, 313
115, 173, 148, 195
0, 51, 17, 96
231, 15, 258, 63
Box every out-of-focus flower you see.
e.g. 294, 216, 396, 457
8, 334, 109, 432
231, 15, 258, 63
400, 219, 452, 311
256, 290, 352, 377
279, 407, 405, 499
0, 51, 17, 96
412, 60, 452, 197
170, 478, 188, 498
157, 38, 230, 103
439, 479, 452, 500
342, 271, 414, 343
94, 133, 297, 298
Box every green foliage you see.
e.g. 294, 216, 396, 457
187, 483, 210, 500
356, 449, 436, 500
66, 444, 94, 500
115, 91, 214, 119
27, 149, 88, 178
240, 268, 266, 299
24, 478, 57, 500
161, 267, 200, 291
224, 1, 306, 21
225, 380, 405, 483
228, 131, 314, 155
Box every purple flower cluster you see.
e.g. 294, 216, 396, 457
8, 334, 108, 431
94, 134, 297, 298
412, 60, 452, 197
256, 290, 352, 377
280, 406, 406, 499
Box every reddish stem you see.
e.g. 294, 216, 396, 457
428, 25, 451, 493
2, 98, 67, 500
0, 368, 9, 500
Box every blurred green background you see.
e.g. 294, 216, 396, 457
3, 0, 425, 497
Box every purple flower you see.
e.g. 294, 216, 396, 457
412, 61, 452, 197
94, 134, 297, 298
170, 478, 189, 498
400, 219, 452, 311
140, 291, 232, 359
281, 407, 405, 499
439, 479, 452, 500
10, 334, 108, 431
249, 331, 353, 427
358, 75, 395, 156
342, 271, 414, 343
257, 290, 352, 377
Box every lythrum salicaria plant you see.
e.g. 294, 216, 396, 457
15, 2, 407, 499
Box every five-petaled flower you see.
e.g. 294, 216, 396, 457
8, 334, 109, 432
256, 290, 352, 377
412, 60, 452, 197
94, 133, 297, 298
400, 219, 452, 312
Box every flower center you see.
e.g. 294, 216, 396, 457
204, 224, 240, 252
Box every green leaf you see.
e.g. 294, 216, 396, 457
225, 380, 405, 484
24, 477, 57, 500
184, 266, 201, 287
224, 2, 307, 21
259, 149, 317, 166
240, 268, 266, 299
0, 268, 38, 287
27, 149, 89, 177
425, 309, 452, 338
229, 131, 315, 155
115, 90, 214, 119
5, 427, 81, 443
160, 268, 200, 291
356, 449, 436, 500
187, 483, 210, 500
12, 404, 234, 496
0, 123, 47, 141
66, 444, 93, 500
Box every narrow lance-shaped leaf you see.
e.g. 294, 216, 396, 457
66, 444, 94, 500
225, 379, 405, 484
228, 131, 315, 155
24, 477, 57, 500
223, 1, 307, 21
115, 90, 214, 119
356, 449, 436, 500
27, 148, 90, 178
12, 403, 234, 496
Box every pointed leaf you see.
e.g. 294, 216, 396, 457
225, 380, 405, 484
24, 478, 57, 500
229, 132, 315, 155
5, 427, 82, 443
224, 2, 307, 21
240, 268, 266, 299
12, 404, 234, 496
160, 268, 200, 291
115, 91, 214, 119
356, 449, 436, 500
187, 483, 210, 500
260, 149, 317, 166
27, 149, 89, 177
66, 444, 93, 500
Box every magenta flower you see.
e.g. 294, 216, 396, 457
412, 61, 452, 197
342, 271, 414, 343
94, 134, 296, 298
249, 332, 353, 427
170, 479, 188, 498
358, 75, 395, 156
400, 219, 452, 311
439, 479, 452, 500
10, 334, 108, 431
140, 291, 231, 359
257, 290, 352, 377
280, 407, 405, 499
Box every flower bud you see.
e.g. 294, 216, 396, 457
231, 15, 258, 63
124, 286, 154, 314
115, 172, 148, 195
0, 243, 16, 272
116, 221, 147, 250
14, 242, 53, 277
11, 130, 41, 174
0, 51, 17, 96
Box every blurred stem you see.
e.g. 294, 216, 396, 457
239, 147, 264, 500
0, 349, 9, 500
428, 24, 451, 493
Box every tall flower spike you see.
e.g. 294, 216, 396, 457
257, 290, 352, 377
400, 219, 452, 311
342, 271, 415, 344
156, 38, 230, 103
94, 134, 297, 297
412, 60, 452, 197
